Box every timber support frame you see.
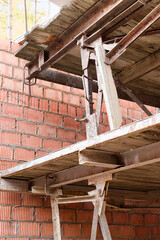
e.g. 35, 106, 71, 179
49, 177, 112, 240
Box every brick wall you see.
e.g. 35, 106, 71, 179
0, 39, 158, 239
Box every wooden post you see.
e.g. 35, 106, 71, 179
95, 41, 122, 130
50, 196, 61, 240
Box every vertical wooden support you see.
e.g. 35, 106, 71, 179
90, 200, 99, 240
99, 201, 112, 240
50, 196, 61, 240
95, 43, 122, 130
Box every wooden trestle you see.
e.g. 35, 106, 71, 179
2, 0, 160, 239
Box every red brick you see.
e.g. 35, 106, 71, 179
0, 131, 21, 145
19, 58, 27, 68
43, 139, 62, 151
38, 124, 56, 138
113, 212, 129, 224
19, 94, 29, 106
64, 117, 81, 130
63, 142, 73, 148
106, 212, 112, 224
23, 135, 42, 148
77, 107, 85, 119
59, 103, 67, 115
135, 226, 150, 237
8, 92, 19, 104
77, 210, 93, 223
24, 108, 43, 122
0, 222, 17, 236
82, 224, 101, 237
0, 192, 21, 205
45, 113, 63, 126
0, 160, 17, 170
24, 84, 43, 97
3, 103, 23, 118
3, 78, 22, 92
44, 88, 62, 101
0, 206, 11, 220
120, 99, 134, 108
11, 41, 20, 53
0, 39, 11, 51
14, 148, 35, 161
0, 90, 7, 102
49, 101, 58, 113
12, 207, 34, 221
103, 113, 109, 124
36, 208, 52, 222
145, 214, 159, 225
0, 63, 12, 77
29, 97, 39, 109
110, 225, 118, 238
54, 83, 70, 92
99, 124, 110, 134
0, 51, 18, 66
120, 106, 128, 118
19, 222, 40, 236
0, 145, 13, 159
41, 223, 53, 236
60, 209, 75, 222
22, 194, 43, 207
63, 224, 81, 237
39, 99, 48, 111
37, 79, 52, 87
130, 213, 144, 225
58, 128, 76, 142
128, 109, 142, 120
118, 226, 134, 237
71, 88, 84, 96
13, 67, 23, 80
150, 226, 160, 237
77, 132, 86, 142
63, 93, 80, 106
36, 150, 48, 158
68, 105, 76, 117
17, 120, 37, 135
0, 117, 15, 130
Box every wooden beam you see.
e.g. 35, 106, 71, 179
121, 141, 160, 166
38, 69, 160, 108
106, 3, 160, 64
79, 149, 120, 168
26, 0, 137, 80
116, 49, 160, 84
47, 166, 107, 188
95, 42, 122, 130
86, 0, 144, 44
0, 178, 29, 192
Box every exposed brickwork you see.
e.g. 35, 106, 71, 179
0, 39, 159, 239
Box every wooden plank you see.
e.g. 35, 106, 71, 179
95, 42, 122, 130
0, 178, 29, 192
90, 200, 99, 240
79, 149, 120, 168
116, 49, 160, 83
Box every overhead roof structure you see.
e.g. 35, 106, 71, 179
1, 1, 160, 239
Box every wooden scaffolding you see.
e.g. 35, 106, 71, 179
1, 0, 160, 239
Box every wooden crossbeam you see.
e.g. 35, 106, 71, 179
116, 49, 160, 84
37, 69, 160, 108
0, 178, 29, 192
106, 3, 160, 64
79, 149, 119, 168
